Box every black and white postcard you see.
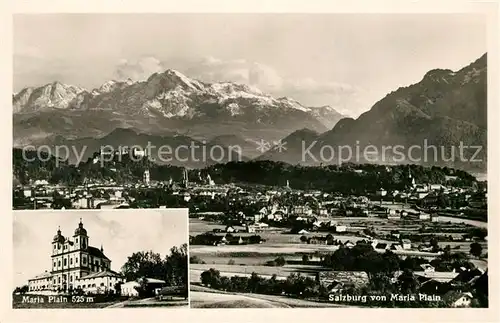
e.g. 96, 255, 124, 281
12, 209, 189, 308
7, 4, 497, 318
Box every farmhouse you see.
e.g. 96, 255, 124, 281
419, 213, 431, 220
292, 205, 313, 216
374, 243, 389, 250
401, 239, 412, 250
317, 271, 369, 290
376, 188, 387, 197
121, 278, 167, 297
334, 225, 347, 233
443, 291, 474, 307
420, 264, 435, 273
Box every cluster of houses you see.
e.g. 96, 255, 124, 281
14, 168, 486, 221
12, 172, 234, 210
190, 227, 265, 246
298, 235, 414, 251
317, 264, 487, 308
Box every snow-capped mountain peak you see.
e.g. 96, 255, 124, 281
13, 68, 344, 130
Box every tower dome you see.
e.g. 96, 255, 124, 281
74, 218, 87, 236
53, 227, 65, 243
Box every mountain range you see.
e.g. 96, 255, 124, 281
13, 54, 487, 171
260, 54, 487, 171
13, 69, 344, 146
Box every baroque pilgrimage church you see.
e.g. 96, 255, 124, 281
27, 220, 123, 294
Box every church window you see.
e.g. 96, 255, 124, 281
70, 276, 73, 282
58, 260, 61, 267
70, 258, 73, 265
64, 258, 67, 266
76, 238, 78, 243
58, 277, 61, 283
54, 245, 56, 250
76, 257, 78, 263
58, 244, 61, 250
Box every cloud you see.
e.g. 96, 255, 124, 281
114, 56, 165, 81
186, 57, 283, 91
109, 55, 376, 117
185, 56, 374, 116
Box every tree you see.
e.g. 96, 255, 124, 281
470, 228, 488, 241
470, 242, 483, 258
397, 269, 420, 294
121, 251, 165, 282
275, 256, 286, 267
114, 282, 123, 295
302, 254, 310, 265
121, 244, 187, 288
200, 268, 221, 288
164, 244, 188, 286
134, 277, 150, 298
189, 256, 205, 264
300, 235, 308, 243
13, 285, 28, 294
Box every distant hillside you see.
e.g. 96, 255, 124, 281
13, 148, 477, 194
257, 54, 487, 172
21, 127, 249, 167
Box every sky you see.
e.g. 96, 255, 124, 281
13, 14, 487, 117
12, 209, 188, 288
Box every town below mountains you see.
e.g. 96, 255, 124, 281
13, 54, 487, 172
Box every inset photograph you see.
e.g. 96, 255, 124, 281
13, 209, 188, 309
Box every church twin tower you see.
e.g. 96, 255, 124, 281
50, 219, 111, 292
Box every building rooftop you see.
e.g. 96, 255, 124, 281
88, 246, 110, 260
78, 270, 122, 280
28, 271, 53, 281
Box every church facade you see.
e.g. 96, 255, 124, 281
28, 219, 123, 294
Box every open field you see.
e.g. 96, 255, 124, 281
191, 290, 287, 308
190, 216, 488, 290
190, 263, 322, 283
190, 284, 346, 308
191, 242, 445, 259
107, 297, 189, 308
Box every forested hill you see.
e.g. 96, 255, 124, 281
13, 148, 478, 194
